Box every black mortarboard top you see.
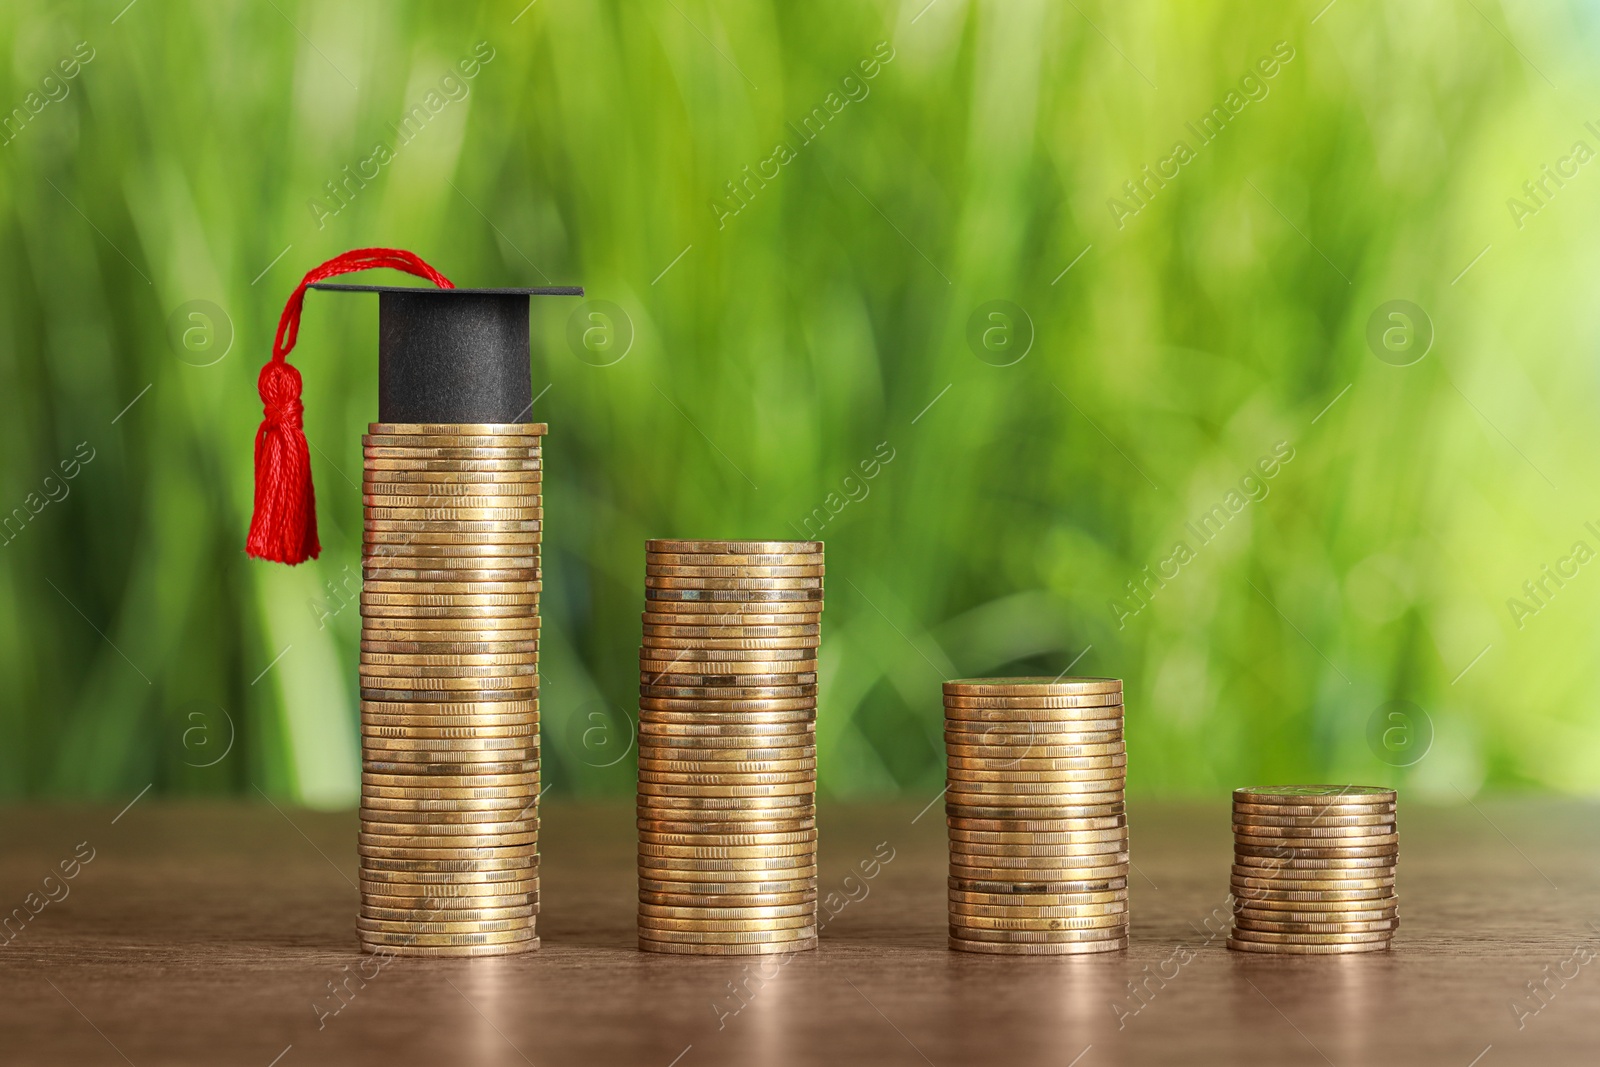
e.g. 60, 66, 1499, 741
311, 282, 583, 424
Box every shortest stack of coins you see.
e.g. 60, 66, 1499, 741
1229, 785, 1398, 955
358, 422, 543, 957
945, 677, 1129, 955
637, 539, 822, 955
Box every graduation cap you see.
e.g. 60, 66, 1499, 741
246, 248, 582, 565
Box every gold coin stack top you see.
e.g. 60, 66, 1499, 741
1228, 785, 1398, 955
944, 677, 1129, 955
357, 423, 543, 957
636, 539, 822, 955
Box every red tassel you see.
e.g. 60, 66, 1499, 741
246, 248, 454, 564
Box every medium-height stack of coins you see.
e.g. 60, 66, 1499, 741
637, 539, 822, 955
1228, 785, 1398, 955
945, 677, 1129, 955
358, 423, 543, 957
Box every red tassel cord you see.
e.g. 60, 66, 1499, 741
246, 248, 454, 564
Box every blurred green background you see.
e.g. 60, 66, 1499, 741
1, 0, 1596, 806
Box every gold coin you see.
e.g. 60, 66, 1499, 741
645, 572, 822, 588
639, 800, 811, 819
946, 771, 1126, 789
360, 808, 535, 829
640, 603, 819, 618
949, 899, 1127, 919
1231, 884, 1395, 904
639, 702, 815, 717
360, 938, 539, 958
364, 772, 538, 789
366, 550, 540, 566
945, 791, 1124, 809
636, 925, 818, 946
1228, 902, 1395, 921
949, 875, 1127, 894
952, 839, 1127, 859
361, 905, 534, 923
359, 871, 535, 889
365, 505, 542, 522
638, 915, 816, 933
1234, 844, 1397, 860
944, 778, 1124, 797
639, 937, 816, 956
648, 539, 820, 554
361, 653, 540, 670
637, 876, 816, 895
945, 741, 1124, 759
364, 579, 542, 594
951, 851, 1129, 872
948, 935, 1125, 955
642, 614, 822, 632
948, 887, 1129, 909
944, 723, 1122, 742
360, 895, 534, 915
357, 928, 538, 947
640, 684, 814, 700
363, 614, 540, 632
947, 815, 1126, 833
1233, 819, 1396, 837
948, 863, 1126, 884
1232, 916, 1397, 934
1235, 785, 1395, 802
362, 592, 540, 609
645, 551, 821, 566
360, 829, 538, 848
362, 795, 535, 815
944, 677, 1122, 697
1230, 868, 1394, 889
1232, 811, 1395, 829
637, 768, 816, 785
363, 736, 534, 754
639, 843, 815, 862
639, 827, 814, 845
942, 696, 1124, 711
640, 646, 817, 663
362, 645, 539, 660
638, 783, 813, 800
359, 844, 539, 862
637, 753, 813, 769
639, 819, 815, 837
1226, 937, 1389, 955
364, 562, 540, 578
1227, 927, 1391, 945
643, 623, 818, 638
362, 475, 544, 492
947, 924, 1126, 944
363, 457, 543, 472
363, 857, 537, 883
1234, 832, 1398, 850
647, 564, 825, 578
640, 726, 813, 743
363, 714, 538, 730
945, 803, 1125, 820
639, 661, 817, 679
639, 902, 815, 920
640, 727, 813, 743
367, 550, 540, 568
364, 475, 541, 491
643, 638, 817, 654
639, 889, 815, 908
949, 827, 1127, 846
364, 531, 542, 546
950, 911, 1126, 932
361, 663, 535, 681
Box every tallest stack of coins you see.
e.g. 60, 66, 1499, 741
1228, 786, 1399, 955
637, 539, 822, 955
357, 423, 544, 957
944, 677, 1130, 955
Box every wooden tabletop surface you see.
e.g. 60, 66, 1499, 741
0, 798, 1595, 1066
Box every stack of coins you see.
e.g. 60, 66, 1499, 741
1228, 786, 1398, 955
636, 539, 822, 955
944, 677, 1129, 955
357, 423, 543, 957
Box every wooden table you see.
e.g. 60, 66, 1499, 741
1, 799, 1595, 1065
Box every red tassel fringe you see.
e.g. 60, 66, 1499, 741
245, 248, 454, 564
